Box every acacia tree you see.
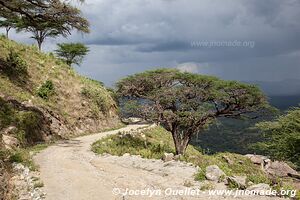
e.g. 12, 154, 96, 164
55, 43, 89, 66
0, 18, 16, 38
117, 69, 270, 155
0, 0, 89, 50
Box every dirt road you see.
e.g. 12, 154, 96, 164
34, 125, 283, 200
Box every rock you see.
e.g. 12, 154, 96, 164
264, 159, 272, 169
205, 165, 225, 181
245, 154, 266, 165
238, 160, 244, 164
227, 176, 247, 189
122, 117, 144, 124
248, 181, 254, 186
174, 155, 181, 161
222, 155, 234, 165
288, 172, 300, 180
123, 153, 130, 157
247, 183, 271, 192
266, 161, 299, 177
3, 126, 17, 135
162, 153, 174, 162
12, 163, 45, 200
2, 134, 19, 149
81, 101, 88, 107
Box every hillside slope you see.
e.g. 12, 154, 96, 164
0, 36, 120, 144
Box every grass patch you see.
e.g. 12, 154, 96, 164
9, 148, 38, 171
92, 127, 174, 159
92, 126, 272, 185
5, 143, 49, 171
28, 143, 49, 155
81, 85, 113, 116
200, 182, 215, 190
33, 181, 44, 188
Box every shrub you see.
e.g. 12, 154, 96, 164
37, 80, 55, 99
16, 111, 43, 144
195, 169, 206, 181
0, 97, 44, 145
81, 87, 111, 115
0, 49, 28, 82
9, 149, 37, 170
6, 49, 27, 75
252, 107, 300, 169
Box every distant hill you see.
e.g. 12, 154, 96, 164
246, 80, 300, 110
269, 95, 300, 110
248, 79, 300, 96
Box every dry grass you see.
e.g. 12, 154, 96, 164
0, 35, 119, 134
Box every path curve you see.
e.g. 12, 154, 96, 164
34, 124, 150, 200
34, 125, 283, 200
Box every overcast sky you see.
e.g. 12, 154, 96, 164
1, 0, 300, 91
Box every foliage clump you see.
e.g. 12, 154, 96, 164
81, 87, 111, 116
0, 0, 90, 50
117, 68, 270, 155
252, 107, 300, 169
92, 127, 174, 159
37, 80, 55, 100
1, 49, 28, 81
55, 43, 89, 66
0, 97, 43, 145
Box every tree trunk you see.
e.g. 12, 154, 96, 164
171, 129, 191, 155
36, 32, 45, 51
37, 40, 42, 51
6, 29, 9, 38
5, 27, 10, 39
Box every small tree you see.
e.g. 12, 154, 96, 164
117, 69, 270, 155
0, 18, 16, 38
8, 0, 90, 50
55, 43, 89, 66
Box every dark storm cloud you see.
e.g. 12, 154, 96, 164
1, 0, 300, 94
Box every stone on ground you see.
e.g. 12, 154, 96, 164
205, 165, 225, 181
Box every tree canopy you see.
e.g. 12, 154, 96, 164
55, 43, 89, 66
0, 0, 89, 50
0, 17, 17, 38
117, 69, 270, 155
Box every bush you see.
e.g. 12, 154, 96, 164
37, 80, 55, 99
9, 149, 37, 170
0, 49, 28, 81
81, 87, 111, 115
16, 111, 43, 144
252, 107, 300, 169
6, 49, 27, 75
